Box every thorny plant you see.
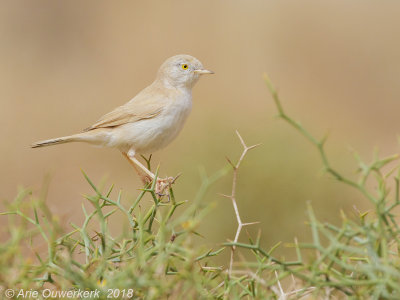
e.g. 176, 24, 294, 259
0, 164, 228, 299
260, 74, 400, 299
223, 131, 261, 278
1, 76, 400, 299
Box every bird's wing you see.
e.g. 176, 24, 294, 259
83, 89, 167, 131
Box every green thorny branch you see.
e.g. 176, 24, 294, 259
254, 73, 400, 298
0, 162, 230, 297
218, 75, 400, 299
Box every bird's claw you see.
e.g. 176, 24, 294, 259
155, 173, 181, 196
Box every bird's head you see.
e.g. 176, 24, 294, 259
157, 54, 214, 89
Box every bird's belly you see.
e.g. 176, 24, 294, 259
112, 101, 192, 154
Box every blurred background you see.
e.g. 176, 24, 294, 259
1, 0, 400, 260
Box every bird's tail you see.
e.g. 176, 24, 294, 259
31, 134, 79, 148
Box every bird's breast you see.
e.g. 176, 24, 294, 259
118, 92, 192, 154
158, 92, 192, 136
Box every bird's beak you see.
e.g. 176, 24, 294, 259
194, 69, 214, 75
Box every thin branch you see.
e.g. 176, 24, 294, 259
225, 130, 261, 278
263, 73, 377, 204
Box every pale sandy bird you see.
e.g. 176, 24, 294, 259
32, 54, 213, 191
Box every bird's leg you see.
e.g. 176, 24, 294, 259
122, 152, 154, 184
122, 151, 177, 195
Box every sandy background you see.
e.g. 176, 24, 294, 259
1, 1, 400, 253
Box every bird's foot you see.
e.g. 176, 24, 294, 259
154, 173, 181, 196
155, 177, 174, 195
140, 173, 181, 196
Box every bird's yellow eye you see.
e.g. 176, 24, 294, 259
181, 64, 188, 70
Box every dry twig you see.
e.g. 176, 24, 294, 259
223, 130, 261, 277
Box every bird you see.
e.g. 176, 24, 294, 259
31, 54, 214, 192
